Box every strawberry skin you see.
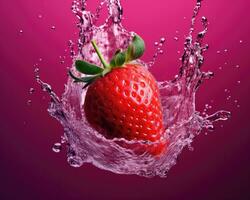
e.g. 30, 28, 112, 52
83, 64, 166, 155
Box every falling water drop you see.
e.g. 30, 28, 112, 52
52, 143, 62, 153
226, 96, 231, 101
29, 88, 35, 94
61, 136, 67, 144
201, 16, 207, 23
27, 100, 32, 106
34, 67, 40, 73
160, 37, 166, 43
67, 154, 83, 167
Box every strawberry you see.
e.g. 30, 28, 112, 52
69, 35, 167, 156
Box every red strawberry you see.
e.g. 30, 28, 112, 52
69, 35, 168, 156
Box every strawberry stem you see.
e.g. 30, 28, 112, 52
91, 40, 109, 69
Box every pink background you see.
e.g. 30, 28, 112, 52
1, 0, 250, 199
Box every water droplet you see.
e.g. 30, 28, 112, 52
38, 58, 43, 62
197, 31, 205, 38
174, 37, 179, 41
67, 156, 83, 167
52, 143, 62, 153
226, 95, 231, 100
34, 67, 40, 73
29, 88, 35, 94
38, 14, 43, 19
208, 125, 215, 131
216, 50, 221, 54
154, 42, 159, 46
188, 145, 194, 151
202, 44, 209, 51
27, 100, 32, 106
160, 37, 166, 43
237, 80, 241, 84
224, 49, 228, 53
159, 50, 164, 54
201, 16, 207, 23
19, 30, 23, 34
61, 136, 67, 144
51, 26, 56, 30
239, 40, 243, 44
235, 65, 240, 69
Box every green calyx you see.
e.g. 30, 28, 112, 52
69, 34, 145, 88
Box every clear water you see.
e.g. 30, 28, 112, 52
36, 0, 231, 177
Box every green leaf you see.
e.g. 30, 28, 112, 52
110, 50, 126, 67
126, 35, 145, 62
83, 81, 94, 89
75, 60, 104, 75
83, 76, 99, 88
68, 70, 97, 83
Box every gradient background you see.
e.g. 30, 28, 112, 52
1, 0, 250, 199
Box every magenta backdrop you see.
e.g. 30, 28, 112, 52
1, 0, 250, 199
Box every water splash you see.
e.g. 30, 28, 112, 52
149, 37, 166, 67
35, 0, 230, 177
